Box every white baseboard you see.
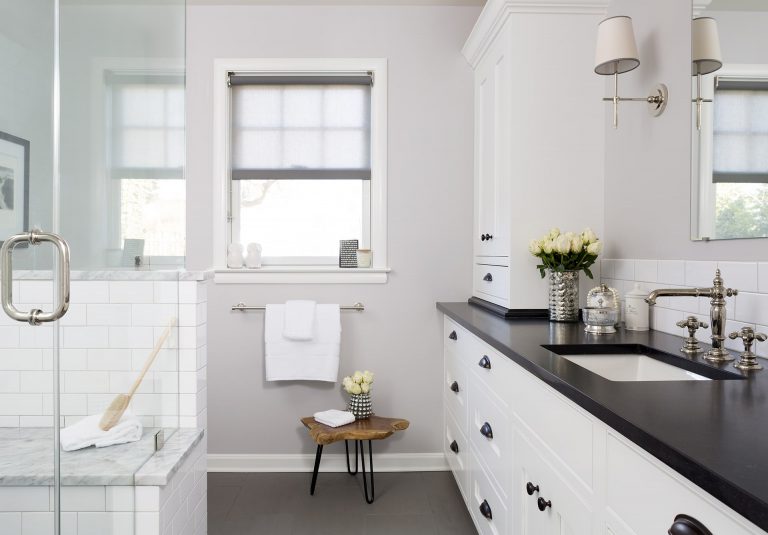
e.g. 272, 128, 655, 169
208, 452, 448, 473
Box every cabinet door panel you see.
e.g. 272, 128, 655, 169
514, 430, 592, 535
474, 32, 510, 259
445, 408, 469, 501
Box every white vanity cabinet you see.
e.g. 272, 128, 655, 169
442, 316, 767, 535
463, 0, 606, 313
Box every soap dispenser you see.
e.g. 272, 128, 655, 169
624, 283, 650, 331
583, 284, 619, 334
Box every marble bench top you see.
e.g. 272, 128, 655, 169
0, 427, 203, 487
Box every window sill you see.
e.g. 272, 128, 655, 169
214, 267, 390, 284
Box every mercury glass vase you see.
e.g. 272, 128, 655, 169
347, 393, 373, 420
548, 270, 580, 322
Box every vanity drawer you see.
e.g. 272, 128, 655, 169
444, 317, 473, 357
473, 263, 509, 303
469, 449, 508, 535
605, 432, 762, 535
445, 408, 469, 501
469, 379, 511, 498
469, 341, 513, 408
445, 348, 468, 429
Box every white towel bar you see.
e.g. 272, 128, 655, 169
232, 302, 364, 312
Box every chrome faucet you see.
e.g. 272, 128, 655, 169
645, 269, 738, 362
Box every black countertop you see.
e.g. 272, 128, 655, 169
437, 302, 768, 532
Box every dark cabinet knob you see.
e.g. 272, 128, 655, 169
479, 499, 493, 520
526, 482, 539, 496
483, 273, 493, 282
448, 330, 457, 340
486, 234, 493, 240
480, 422, 494, 439
537, 497, 551, 512
449, 440, 459, 454
668, 514, 713, 535
450, 381, 459, 393
478, 355, 491, 369
480, 234, 487, 241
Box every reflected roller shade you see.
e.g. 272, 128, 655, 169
229, 73, 372, 180
107, 72, 185, 179
713, 78, 768, 184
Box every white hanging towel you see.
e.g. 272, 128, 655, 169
265, 303, 341, 382
60, 410, 143, 452
282, 300, 317, 341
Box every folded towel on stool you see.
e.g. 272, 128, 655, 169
60, 410, 143, 452
313, 409, 355, 428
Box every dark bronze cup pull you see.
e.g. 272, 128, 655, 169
449, 440, 459, 454
448, 330, 457, 341
537, 497, 551, 512
450, 381, 459, 393
526, 482, 539, 496
480, 422, 493, 439
668, 514, 713, 535
483, 273, 493, 282
479, 499, 492, 520
478, 355, 491, 369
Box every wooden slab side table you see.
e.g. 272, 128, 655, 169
300, 415, 409, 503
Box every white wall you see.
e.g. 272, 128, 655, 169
603, 0, 768, 261
186, 5, 478, 455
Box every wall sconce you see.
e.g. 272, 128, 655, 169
594, 16, 668, 128
692, 17, 723, 130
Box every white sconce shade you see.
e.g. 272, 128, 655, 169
692, 17, 723, 76
594, 16, 640, 75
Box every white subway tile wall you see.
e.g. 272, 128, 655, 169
0, 279, 208, 430
602, 259, 768, 358
0, 435, 206, 535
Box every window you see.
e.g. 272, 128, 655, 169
107, 72, 186, 261
711, 77, 768, 238
213, 59, 387, 281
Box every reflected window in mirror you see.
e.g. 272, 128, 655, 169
691, 1, 768, 241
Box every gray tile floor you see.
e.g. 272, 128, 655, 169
208, 471, 478, 535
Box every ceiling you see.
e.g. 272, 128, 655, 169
186, 0, 484, 4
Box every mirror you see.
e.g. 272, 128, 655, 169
691, 0, 768, 241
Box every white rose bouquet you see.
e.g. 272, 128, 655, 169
528, 227, 602, 279
342, 370, 374, 395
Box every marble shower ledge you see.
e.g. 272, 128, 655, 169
0, 427, 203, 486
7, 269, 214, 281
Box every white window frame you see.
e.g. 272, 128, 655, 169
212, 58, 389, 283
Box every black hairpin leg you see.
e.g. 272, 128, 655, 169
359, 440, 375, 504
310, 444, 323, 495
345, 440, 359, 475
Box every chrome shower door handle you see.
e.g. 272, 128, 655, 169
1, 231, 70, 325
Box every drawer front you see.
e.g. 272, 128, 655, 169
469, 341, 513, 408
445, 349, 469, 429
445, 408, 469, 501
605, 432, 763, 535
444, 317, 472, 357
469, 379, 511, 498
469, 448, 508, 535
509, 365, 594, 492
473, 263, 509, 302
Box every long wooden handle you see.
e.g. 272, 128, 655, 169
127, 317, 177, 398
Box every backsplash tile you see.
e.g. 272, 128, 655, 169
602, 259, 768, 350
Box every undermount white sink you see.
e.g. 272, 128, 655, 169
562, 354, 711, 382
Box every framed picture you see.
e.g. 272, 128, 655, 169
0, 131, 30, 242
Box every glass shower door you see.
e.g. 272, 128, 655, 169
0, 1, 63, 533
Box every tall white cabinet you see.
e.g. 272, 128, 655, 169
463, 0, 606, 314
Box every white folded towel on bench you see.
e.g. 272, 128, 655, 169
60, 410, 143, 452
313, 409, 355, 428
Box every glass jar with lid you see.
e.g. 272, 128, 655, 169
583, 283, 619, 334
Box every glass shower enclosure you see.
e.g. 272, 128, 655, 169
0, 1, 185, 533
